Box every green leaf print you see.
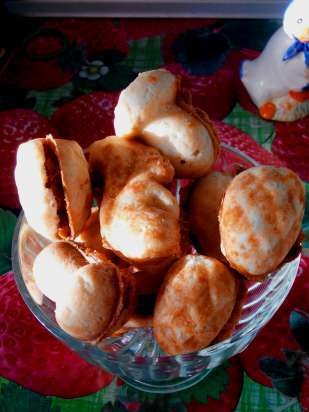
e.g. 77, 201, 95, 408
0, 208, 17, 275
235, 373, 302, 412
0, 380, 60, 412
122, 36, 164, 73
178, 362, 229, 404
224, 104, 275, 151
27, 82, 74, 118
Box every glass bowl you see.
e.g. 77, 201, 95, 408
12, 143, 301, 394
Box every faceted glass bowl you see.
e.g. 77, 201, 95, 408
12, 144, 301, 393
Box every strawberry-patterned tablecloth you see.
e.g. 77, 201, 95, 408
0, 17, 308, 412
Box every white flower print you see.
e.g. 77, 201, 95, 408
79, 60, 109, 80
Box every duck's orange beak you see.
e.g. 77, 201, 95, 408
298, 27, 309, 42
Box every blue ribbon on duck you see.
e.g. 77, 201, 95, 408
283, 38, 309, 67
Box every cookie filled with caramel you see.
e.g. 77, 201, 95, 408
15, 135, 92, 241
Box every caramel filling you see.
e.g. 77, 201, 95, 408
43, 141, 70, 238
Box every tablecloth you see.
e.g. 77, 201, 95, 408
0, 16, 308, 412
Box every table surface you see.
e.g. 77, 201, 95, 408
0, 16, 308, 412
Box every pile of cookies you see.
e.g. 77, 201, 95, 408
15, 69, 305, 355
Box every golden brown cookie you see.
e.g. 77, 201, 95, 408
114, 69, 219, 178
219, 166, 305, 279
189, 171, 232, 260
214, 276, 247, 342
154, 255, 237, 355
133, 265, 171, 295
75, 207, 115, 262
15, 135, 92, 241
33, 240, 135, 342
33, 241, 86, 302
61, 263, 135, 342
55, 263, 122, 341
88, 137, 181, 264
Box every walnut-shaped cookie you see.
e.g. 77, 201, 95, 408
219, 166, 305, 280
154, 255, 237, 355
88, 136, 181, 266
15, 135, 92, 241
33, 241, 135, 342
189, 171, 232, 260
114, 69, 219, 178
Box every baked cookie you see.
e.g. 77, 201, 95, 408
88, 137, 181, 264
33, 241, 135, 342
189, 171, 232, 260
219, 166, 305, 279
15, 135, 92, 241
114, 69, 219, 178
154, 255, 237, 355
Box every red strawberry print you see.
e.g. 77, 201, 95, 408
186, 357, 243, 412
0, 109, 56, 209
166, 63, 235, 120
0, 272, 113, 397
272, 117, 309, 182
26, 31, 64, 57
122, 19, 216, 67
9, 60, 75, 92
5, 19, 128, 91
5, 28, 80, 91
51, 91, 118, 148
214, 121, 284, 167
123, 19, 215, 42
121, 401, 140, 412
43, 19, 128, 57
240, 256, 309, 387
227, 49, 260, 115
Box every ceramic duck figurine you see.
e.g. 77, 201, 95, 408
241, 0, 309, 121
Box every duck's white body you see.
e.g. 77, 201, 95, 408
242, 27, 308, 106
240, 0, 309, 121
